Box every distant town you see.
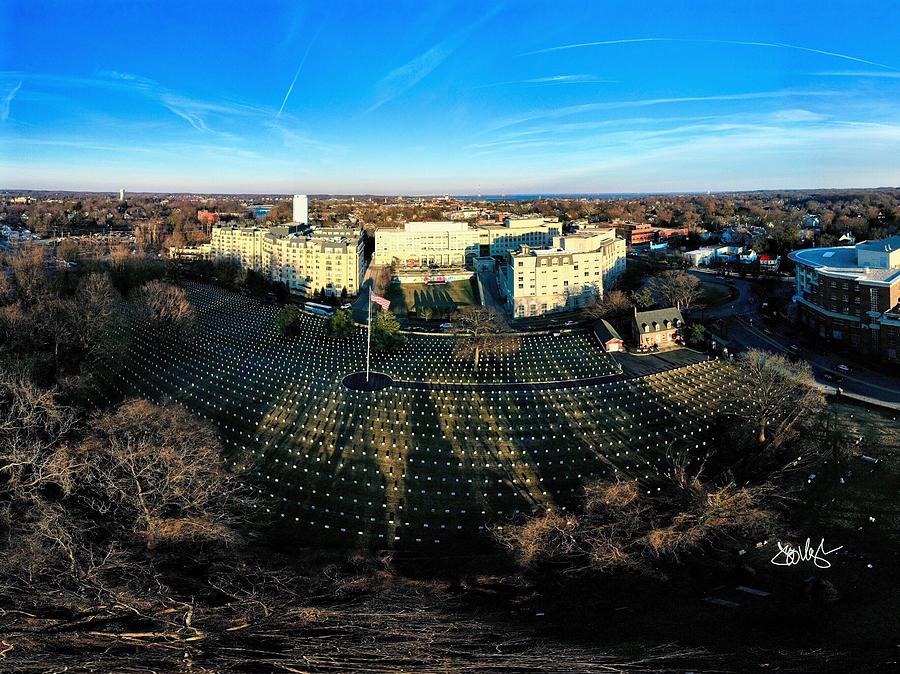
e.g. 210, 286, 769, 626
3, 188, 899, 374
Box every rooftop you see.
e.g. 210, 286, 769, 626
857, 234, 900, 253
593, 319, 623, 343
633, 307, 684, 333
789, 236, 900, 286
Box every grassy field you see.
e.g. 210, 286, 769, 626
698, 279, 733, 307
386, 279, 478, 318
88, 285, 900, 667
94, 282, 748, 550
804, 402, 900, 543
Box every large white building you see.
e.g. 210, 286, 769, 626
374, 216, 564, 270
502, 230, 626, 317
374, 221, 481, 268
210, 223, 366, 298
478, 216, 562, 257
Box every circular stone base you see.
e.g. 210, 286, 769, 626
343, 371, 394, 391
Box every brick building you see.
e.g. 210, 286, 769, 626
631, 307, 684, 349
789, 236, 900, 363
615, 222, 654, 246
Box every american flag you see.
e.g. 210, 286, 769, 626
371, 293, 391, 310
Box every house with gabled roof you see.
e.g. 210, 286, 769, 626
631, 307, 684, 349
592, 319, 625, 352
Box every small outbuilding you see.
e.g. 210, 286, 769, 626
632, 307, 684, 349
593, 319, 625, 352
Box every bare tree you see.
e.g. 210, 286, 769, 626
651, 270, 701, 311
587, 289, 632, 320
453, 306, 505, 371
110, 243, 132, 267
495, 476, 773, 578
9, 247, 48, 304
726, 349, 824, 445
131, 280, 195, 340
57, 238, 79, 264
76, 400, 250, 549
74, 272, 124, 362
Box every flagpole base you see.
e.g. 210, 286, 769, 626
342, 371, 393, 392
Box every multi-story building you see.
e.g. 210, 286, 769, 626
478, 216, 562, 257
789, 236, 900, 363
210, 223, 366, 298
209, 224, 270, 270
264, 226, 366, 297
374, 221, 481, 268
616, 222, 654, 246
443, 206, 482, 221
292, 194, 309, 225
502, 230, 626, 317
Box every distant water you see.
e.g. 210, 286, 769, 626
452, 193, 659, 202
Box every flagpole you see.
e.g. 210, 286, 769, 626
366, 286, 372, 383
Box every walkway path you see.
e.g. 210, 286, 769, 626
387, 350, 709, 392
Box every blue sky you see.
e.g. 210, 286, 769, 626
2, 0, 900, 194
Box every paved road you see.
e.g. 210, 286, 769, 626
679, 270, 900, 408
686, 270, 757, 319
729, 316, 900, 407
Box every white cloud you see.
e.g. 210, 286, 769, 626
520, 37, 899, 72
468, 74, 612, 90
815, 70, 900, 79
1, 81, 22, 121
367, 5, 503, 113
769, 109, 827, 122
483, 90, 842, 132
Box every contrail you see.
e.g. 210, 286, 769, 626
520, 37, 898, 71
1, 81, 22, 121
277, 25, 323, 118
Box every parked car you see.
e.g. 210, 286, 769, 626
836, 364, 851, 374
564, 320, 577, 327
341, 302, 352, 309
439, 323, 452, 331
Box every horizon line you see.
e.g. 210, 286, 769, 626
3, 185, 899, 198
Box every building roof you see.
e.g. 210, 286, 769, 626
633, 307, 684, 333
857, 235, 900, 253
789, 237, 900, 286
592, 318, 623, 343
